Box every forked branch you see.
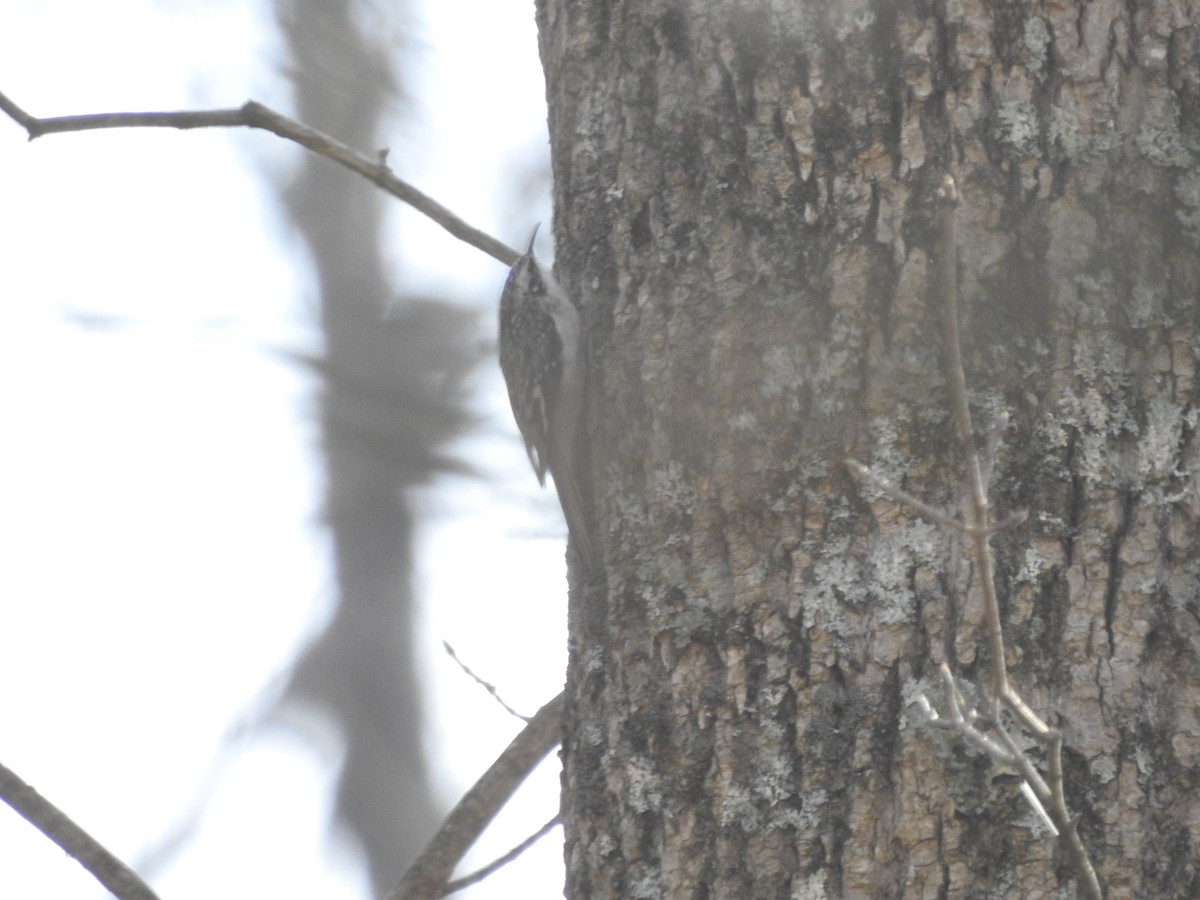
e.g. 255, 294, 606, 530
389, 692, 565, 900
848, 175, 1102, 900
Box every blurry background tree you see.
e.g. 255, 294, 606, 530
269, 2, 461, 893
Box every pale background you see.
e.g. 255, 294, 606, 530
0, 1, 566, 897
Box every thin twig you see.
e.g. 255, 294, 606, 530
928, 665, 1014, 763
388, 692, 565, 900
931, 175, 1011, 702
0, 90, 518, 266
846, 459, 1029, 538
929, 174, 1102, 899
440, 816, 561, 896
860, 175, 1102, 899
442, 640, 530, 723
845, 459, 968, 532
0, 760, 162, 900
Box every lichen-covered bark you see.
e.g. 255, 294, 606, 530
538, 1, 1200, 897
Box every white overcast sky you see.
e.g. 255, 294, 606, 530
0, 1, 568, 898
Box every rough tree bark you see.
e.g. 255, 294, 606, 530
540, 1, 1200, 897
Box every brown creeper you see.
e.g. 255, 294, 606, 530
498, 226, 594, 568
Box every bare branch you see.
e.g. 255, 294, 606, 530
931, 174, 1011, 703
0, 760, 161, 900
442, 640, 530, 723
923, 665, 1015, 763
867, 175, 1102, 899
440, 816, 560, 896
0, 90, 518, 266
845, 459, 968, 532
388, 692, 565, 900
929, 174, 1102, 900
846, 460, 1028, 538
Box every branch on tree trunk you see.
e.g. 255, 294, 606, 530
441, 815, 560, 896
0, 760, 161, 900
847, 174, 1103, 900
0, 89, 517, 266
388, 691, 565, 900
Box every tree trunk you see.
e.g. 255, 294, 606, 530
540, 1, 1200, 897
